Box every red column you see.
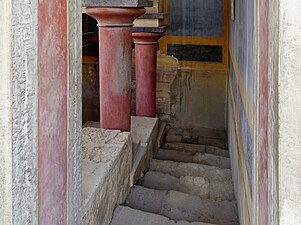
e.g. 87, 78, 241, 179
133, 32, 164, 117
84, 8, 145, 131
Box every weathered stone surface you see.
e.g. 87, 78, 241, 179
150, 159, 232, 182
163, 142, 206, 154
111, 206, 171, 225
156, 149, 230, 169
82, 0, 151, 7
206, 146, 229, 158
162, 142, 229, 158
130, 116, 159, 186
140, 171, 210, 199
0, 1, 39, 224
131, 116, 158, 145
81, 127, 132, 225
157, 122, 167, 149
156, 149, 194, 163
166, 135, 183, 143
198, 136, 225, 149
141, 171, 234, 200
68, 0, 83, 223
182, 136, 199, 144
110, 206, 216, 225
193, 153, 231, 169
167, 127, 227, 140
125, 186, 238, 225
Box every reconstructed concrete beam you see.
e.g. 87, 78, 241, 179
82, 0, 151, 7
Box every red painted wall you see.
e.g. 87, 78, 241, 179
38, 0, 68, 224
258, 0, 269, 224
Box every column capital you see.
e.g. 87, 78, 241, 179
84, 7, 146, 27
133, 32, 165, 45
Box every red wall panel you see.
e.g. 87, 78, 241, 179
38, 0, 68, 224
258, 0, 269, 224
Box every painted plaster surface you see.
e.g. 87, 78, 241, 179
171, 69, 227, 130
38, 0, 68, 224
0, 0, 39, 224
81, 127, 132, 225
168, 0, 223, 37
67, 0, 82, 223
257, 1, 269, 224
278, 0, 301, 224
228, 98, 251, 225
229, 0, 255, 189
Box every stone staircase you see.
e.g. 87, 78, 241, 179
110, 127, 239, 225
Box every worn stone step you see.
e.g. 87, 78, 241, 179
139, 171, 234, 201
156, 149, 231, 169
125, 186, 238, 225
150, 159, 232, 182
167, 127, 227, 140
162, 142, 229, 158
165, 135, 226, 149
110, 206, 217, 225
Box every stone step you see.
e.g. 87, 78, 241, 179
156, 149, 231, 169
165, 135, 226, 149
125, 186, 238, 225
150, 159, 232, 182
162, 142, 229, 158
110, 206, 217, 225
167, 127, 227, 141
139, 171, 234, 201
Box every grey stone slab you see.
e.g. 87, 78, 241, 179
206, 146, 229, 158
198, 136, 226, 149
157, 121, 167, 149
150, 159, 232, 182
156, 149, 194, 163
141, 171, 210, 199
131, 116, 158, 144
110, 206, 171, 225
193, 153, 231, 169
82, 0, 151, 7
163, 142, 206, 154
125, 186, 238, 225
110, 206, 216, 225
166, 135, 183, 143
141, 171, 234, 201
156, 149, 230, 169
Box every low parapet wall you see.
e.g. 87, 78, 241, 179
81, 117, 159, 225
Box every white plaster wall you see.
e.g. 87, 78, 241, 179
0, 0, 39, 224
67, 0, 82, 224
278, 0, 301, 224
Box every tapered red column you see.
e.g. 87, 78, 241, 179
133, 32, 164, 117
84, 8, 145, 131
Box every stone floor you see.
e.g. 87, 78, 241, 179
110, 126, 239, 225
